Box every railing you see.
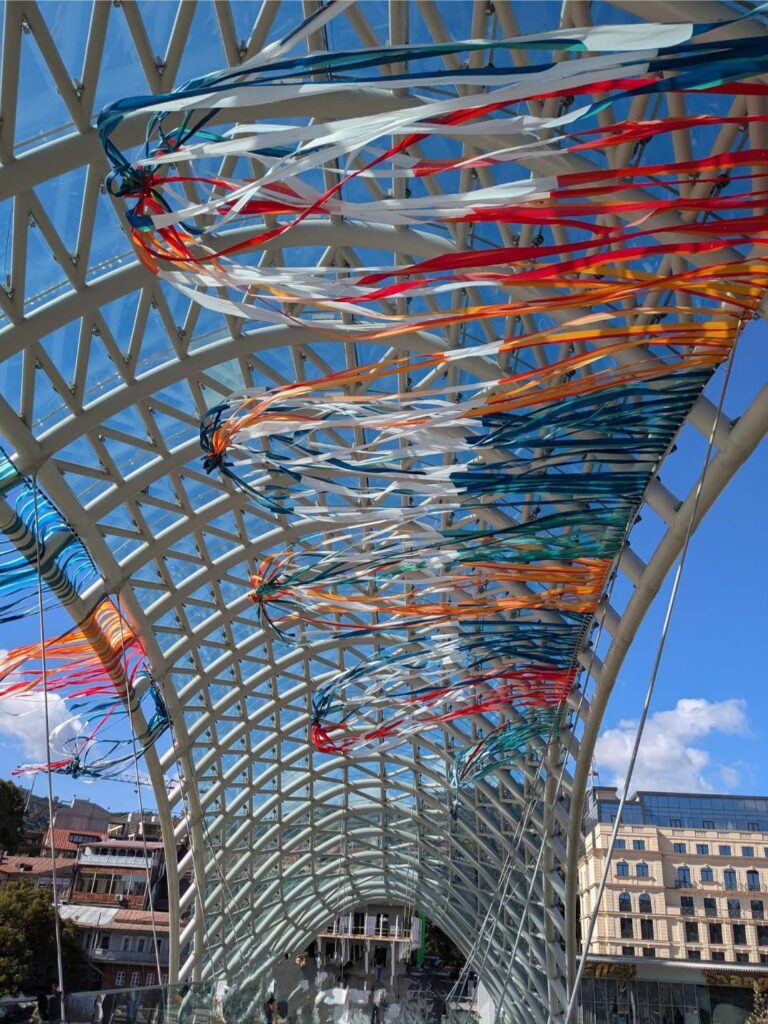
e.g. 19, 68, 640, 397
78, 852, 154, 869
69, 891, 146, 907
0, 976, 478, 1024
88, 948, 165, 965
317, 926, 416, 941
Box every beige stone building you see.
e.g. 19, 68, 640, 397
578, 788, 768, 966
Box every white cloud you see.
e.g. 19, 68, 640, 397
0, 692, 83, 764
0, 643, 85, 769
719, 764, 741, 790
595, 698, 749, 793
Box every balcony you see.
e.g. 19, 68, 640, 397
681, 907, 696, 918
78, 852, 153, 870
88, 948, 166, 966
319, 925, 415, 941
674, 880, 694, 889
70, 891, 146, 909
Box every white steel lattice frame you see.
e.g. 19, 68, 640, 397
0, 2, 767, 1022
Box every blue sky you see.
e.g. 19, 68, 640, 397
593, 320, 768, 796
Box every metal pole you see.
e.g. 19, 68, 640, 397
33, 476, 67, 1024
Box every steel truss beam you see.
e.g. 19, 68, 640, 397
0, 5, 766, 1024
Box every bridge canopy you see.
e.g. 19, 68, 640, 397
1, 3, 767, 1022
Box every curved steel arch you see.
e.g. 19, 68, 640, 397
0, 3, 767, 1024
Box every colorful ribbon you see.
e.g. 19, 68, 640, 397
0, 594, 168, 779
96, 8, 768, 787
0, 447, 99, 623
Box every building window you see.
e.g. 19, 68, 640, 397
642, 947, 655, 958
712, 951, 726, 962
130, 973, 140, 988
701, 867, 714, 883
748, 823, 760, 832
621, 946, 635, 957
704, 898, 717, 917
736, 952, 750, 963
724, 869, 738, 890
703, 820, 715, 829
633, 840, 646, 851
670, 819, 683, 827
636, 863, 649, 878
638, 893, 652, 914
620, 918, 634, 939
122, 937, 131, 952
720, 845, 732, 857
757, 925, 768, 947
618, 892, 632, 913
728, 899, 741, 919
146, 973, 156, 986
641, 919, 655, 941
115, 972, 125, 987
761, 955, 768, 964
684, 921, 698, 943
677, 866, 692, 888
136, 938, 146, 953
752, 901, 765, 920
709, 923, 723, 944
687, 949, 701, 961
681, 897, 695, 917
674, 843, 686, 854
733, 924, 747, 945
616, 861, 629, 878
747, 870, 761, 892
614, 839, 626, 850
696, 844, 709, 856
742, 847, 755, 858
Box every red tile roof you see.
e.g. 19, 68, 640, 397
114, 908, 170, 927
43, 827, 108, 852
0, 855, 73, 876
59, 905, 170, 933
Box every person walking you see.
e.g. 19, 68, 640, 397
91, 994, 104, 1024
370, 986, 387, 1024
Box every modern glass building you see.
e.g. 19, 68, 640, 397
586, 790, 768, 834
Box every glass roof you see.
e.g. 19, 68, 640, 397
1, 3, 768, 1021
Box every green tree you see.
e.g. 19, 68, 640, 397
0, 780, 26, 854
0, 884, 86, 995
747, 982, 768, 1024
423, 920, 465, 973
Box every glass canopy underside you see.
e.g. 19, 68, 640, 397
1, 3, 768, 1023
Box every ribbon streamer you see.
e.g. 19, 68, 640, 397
94, 10, 767, 787
0, 447, 99, 623
0, 594, 169, 779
